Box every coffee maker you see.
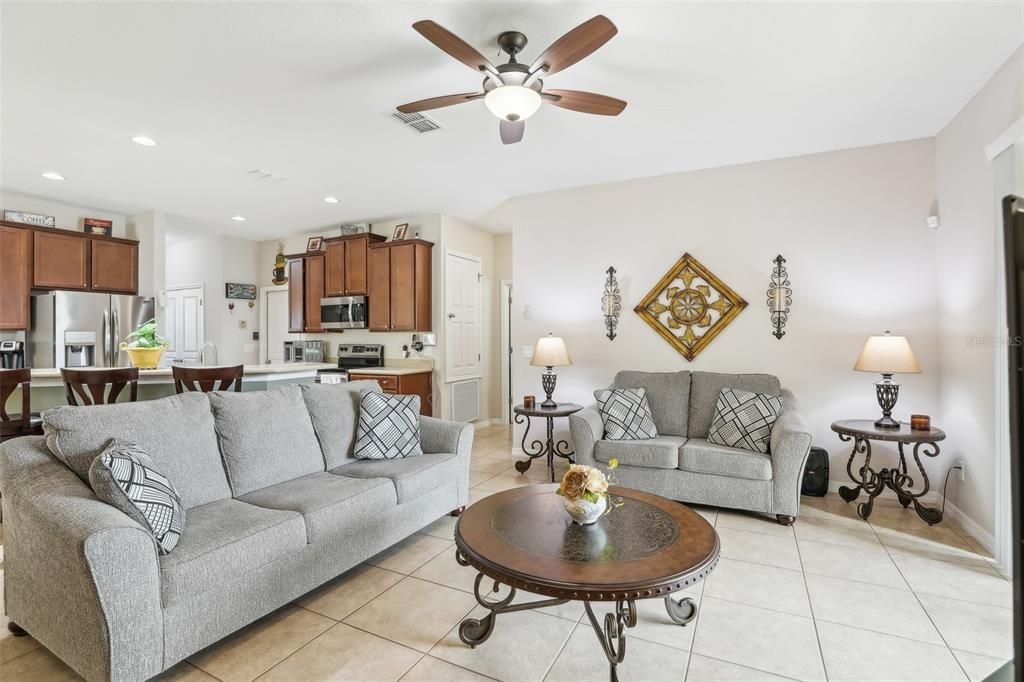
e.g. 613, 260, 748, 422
0, 340, 26, 369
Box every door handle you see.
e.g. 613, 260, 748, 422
102, 310, 111, 366
112, 308, 120, 364
447, 313, 456, 319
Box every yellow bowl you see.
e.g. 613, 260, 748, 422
119, 344, 165, 369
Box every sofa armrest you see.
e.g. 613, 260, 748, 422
769, 390, 813, 517
0, 436, 164, 682
420, 416, 474, 457
568, 406, 603, 467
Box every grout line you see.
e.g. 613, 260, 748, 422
537, 612, 578, 682
793, 531, 829, 682
688, 652, 805, 682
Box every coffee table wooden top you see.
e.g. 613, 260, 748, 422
454, 484, 719, 602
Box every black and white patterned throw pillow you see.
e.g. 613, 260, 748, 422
707, 388, 783, 454
88, 439, 185, 555
354, 390, 423, 459
594, 388, 659, 440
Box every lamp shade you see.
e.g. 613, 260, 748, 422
530, 334, 572, 368
854, 331, 921, 374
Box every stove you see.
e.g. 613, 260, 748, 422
315, 343, 385, 384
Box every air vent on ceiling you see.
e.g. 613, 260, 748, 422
389, 111, 443, 134
246, 168, 286, 182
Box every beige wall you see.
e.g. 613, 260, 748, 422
493, 233, 513, 420
934, 46, 1024, 542
489, 139, 941, 497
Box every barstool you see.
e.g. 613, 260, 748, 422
61, 367, 140, 406
0, 368, 43, 441
172, 364, 244, 393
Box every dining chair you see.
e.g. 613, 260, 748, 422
61, 367, 140, 406
1, 368, 43, 441
172, 364, 244, 393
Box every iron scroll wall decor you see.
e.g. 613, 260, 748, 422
602, 267, 621, 340
767, 255, 791, 340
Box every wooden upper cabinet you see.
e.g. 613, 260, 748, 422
33, 230, 89, 290
367, 245, 391, 331
0, 226, 32, 330
304, 255, 325, 332
324, 241, 346, 297
90, 240, 138, 293
288, 258, 305, 333
345, 235, 376, 295
367, 239, 433, 332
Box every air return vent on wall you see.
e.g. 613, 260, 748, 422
451, 379, 480, 423
388, 111, 443, 134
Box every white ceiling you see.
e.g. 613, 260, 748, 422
2, 2, 1021, 238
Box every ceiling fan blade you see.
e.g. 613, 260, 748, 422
397, 93, 483, 114
544, 89, 627, 116
528, 15, 617, 77
500, 119, 525, 145
413, 20, 498, 76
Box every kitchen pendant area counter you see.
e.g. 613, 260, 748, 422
27, 362, 337, 386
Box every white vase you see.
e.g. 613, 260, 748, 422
563, 495, 608, 525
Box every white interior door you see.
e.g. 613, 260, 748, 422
445, 251, 482, 381
500, 280, 513, 423
165, 286, 204, 364
264, 288, 295, 364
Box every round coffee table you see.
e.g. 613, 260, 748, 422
454, 484, 719, 682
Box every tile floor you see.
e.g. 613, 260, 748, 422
0, 424, 1013, 681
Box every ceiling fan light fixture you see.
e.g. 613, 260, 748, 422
484, 85, 542, 122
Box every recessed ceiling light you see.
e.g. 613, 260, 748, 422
41, 171, 65, 181
323, 196, 339, 204
131, 135, 157, 146
231, 216, 246, 222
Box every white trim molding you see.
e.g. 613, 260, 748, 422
985, 114, 1024, 161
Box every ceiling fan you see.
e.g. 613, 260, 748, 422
397, 15, 627, 145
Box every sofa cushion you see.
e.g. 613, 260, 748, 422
42, 391, 230, 509
301, 381, 382, 469
679, 438, 773, 480
688, 372, 781, 439
594, 436, 686, 470
594, 388, 659, 440
89, 439, 185, 555
353, 391, 423, 460
707, 388, 783, 454
238, 471, 396, 543
208, 384, 325, 497
332, 452, 460, 503
159, 498, 306, 605
611, 371, 691, 437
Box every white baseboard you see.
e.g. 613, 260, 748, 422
824, 481, 995, 556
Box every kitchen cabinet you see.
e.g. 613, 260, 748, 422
348, 370, 433, 416
33, 229, 90, 290
90, 239, 138, 293
367, 239, 433, 332
287, 254, 325, 333
0, 226, 32, 330
324, 233, 385, 297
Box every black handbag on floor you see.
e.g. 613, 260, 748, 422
801, 446, 829, 497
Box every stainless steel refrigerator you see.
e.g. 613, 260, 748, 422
28, 291, 156, 369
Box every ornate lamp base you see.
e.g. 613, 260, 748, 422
540, 367, 557, 408
874, 374, 901, 429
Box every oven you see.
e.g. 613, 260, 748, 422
314, 343, 384, 384
320, 296, 367, 330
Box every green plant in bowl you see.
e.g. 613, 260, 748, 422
123, 319, 170, 348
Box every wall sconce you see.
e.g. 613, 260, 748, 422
602, 266, 621, 340
767, 255, 791, 340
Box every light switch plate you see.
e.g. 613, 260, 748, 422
522, 346, 534, 359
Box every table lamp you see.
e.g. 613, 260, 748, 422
854, 330, 920, 429
530, 334, 572, 408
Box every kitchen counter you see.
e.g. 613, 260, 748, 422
28, 362, 336, 386
348, 367, 432, 376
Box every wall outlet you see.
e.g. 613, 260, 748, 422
953, 458, 966, 481
238, 320, 247, 330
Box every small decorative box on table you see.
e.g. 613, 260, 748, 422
831, 419, 946, 524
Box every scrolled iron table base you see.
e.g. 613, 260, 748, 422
457, 559, 697, 682
512, 403, 582, 482
832, 420, 946, 525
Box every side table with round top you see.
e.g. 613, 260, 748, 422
831, 419, 947, 524
454, 484, 719, 682
513, 402, 582, 482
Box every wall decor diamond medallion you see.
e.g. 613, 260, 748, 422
633, 253, 747, 361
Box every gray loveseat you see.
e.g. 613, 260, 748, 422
569, 371, 812, 525
0, 382, 472, 681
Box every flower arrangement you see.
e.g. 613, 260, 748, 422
556, 459, 619, 525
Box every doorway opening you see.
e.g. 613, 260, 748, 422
164, 285, 204, 364
501, 280, 513, 424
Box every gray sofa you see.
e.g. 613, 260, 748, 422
0, 382, 472, 682
569, 371, 812, 524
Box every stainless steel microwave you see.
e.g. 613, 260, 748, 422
320, 296, 367, 330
